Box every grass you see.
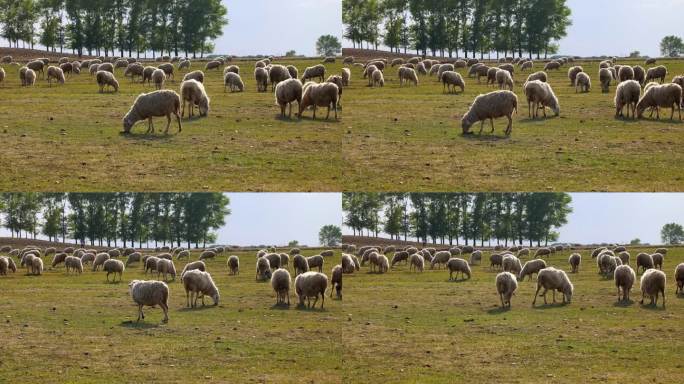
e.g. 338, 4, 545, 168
341, 59, 684, 191
1, 246, 683, 383
0, 248, 344, 383
0, 58, 342, 192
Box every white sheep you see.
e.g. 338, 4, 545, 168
636, 252, 654, 274
256, 257, 272, 280
502, 254, 522, 275
675, 263, 684, 295
496, 69, 514, 90
103, 259, 125, 282
46, 66, 65, 87
447, 258, 471, 280
614, 80, 641, 119
129, 280, 170, 322
330, 265, 342, 299
636, 83, 682, 120
294, 271, 328, 309
180, 79, 210, 118
307, 255, 324, 272
271, 268, 291, 305
568, 253, 581, 273
409, 253, 424, 272
519, 259, 547, 281
523, 80, 560, 118
639, 268, 666, 307
532, 267, 573, 305
461, 90, 518, 136
181, 261, 206, 278
92, 252, 110, 271
371, 69, 384, 87
496, 271, 518, 308
227, 255, 239, 275
377, 254, 389, 274
398, 67, 419, 86
275, 78, 303, 118
441, 71, 465, 93
182, 269, 220, 307
293, 254, 309, 276
614, 265, 636, 302
574, 72, 591, 93
152, 68, 166, 90
156, 258, 177, 281
223, 72, 244, 93
183, 70, 204, 84
341, 68, 351, 86
301, 64, 326, 83
32, 257, 44, 275
299, 82, 339, 120
123, 90, 182, 134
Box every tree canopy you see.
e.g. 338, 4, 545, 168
660, 223, 684, 245
660, 35, 683, 57
343, 0, 572, 59
316, 34, 342, 56
319, 224, 342, 247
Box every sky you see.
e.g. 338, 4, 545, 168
0, 193, 342, 247
343, 0, 682, 58
216, 0, 343, 57
343, 194, 684, 245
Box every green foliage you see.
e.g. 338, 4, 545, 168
319, 224, 342, 247
660, 35, 683, 57
661, 223, 684, 245
629, 50, 640, 58
285, 50, 297, 57
316, 34, 342, 57
288, 240, 299, 247
629, 238, 641, 245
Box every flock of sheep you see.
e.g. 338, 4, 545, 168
0, 54, 346, 134
0, 244, 339, 323
339, 243, 682, 309
343, 54, 683, 136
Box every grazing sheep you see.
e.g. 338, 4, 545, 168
675, 263, 684, 295
180, 70, 205, 84
205, 61, 221, 71
520, 61, 533, 71
178, 60, 191, 70
544, 61, 561, 71
632, 65, 645, 85
502, 255, 522, 275
363, 65, 378, 85
651, 253, 664, 270
306, 255, 324, 272
407, 253, 425, 272
469, 250, 482, 265
568, 253, 581, 273
123, 90, 182, 134
616, 251, 630, 266
197, 250, 215, 261
46, 66, 65, 86
26, 60, 45, 77
636, 83, 682, 120
268, 64, 292, 91
123, 64, 144, 82
514, 248, 529, 259
182, 269, 220, 308
108, 249, 122, 258
655, 247, 668, 255
271, 268, 292, 305
254, 67, 269, 92
98, 62, 114, 73
340, 67, 351, 87
103, 259, 125, 282
96, 71, 119, 93
256, 257, 272, 280
92, 253, 110, 271
226, 255, 239, 275
176, 250, 190, 259
390, 251, 409, 267
64, 256, 83, 274
0, 257, 7, 275
519, 259, 547, 281
341, 254, 356, 273
23, 68, 36, 86
180, 79, 210, 118
330, 265, 342, 299
271, 78, 304, 119
635, 253, 654, 274
599, 68, 613, 93
526, 71, 547, 83
80, 253, 95, 265
51, 252, 67, 268
486, 67, 498, 86
618, 66, 634, 82
533, 267, 573, 305
152, 68, 166, 89
129, 280, 169, 322
441, 71, 465, 93
156, 259, 177, 281
301, 64, 326, 83
294, 271, 328, 308
220, 72, 244, 93
430, 251, 451, 269
390, 58, 405, 67
398, 66, 419, 87
299, 82, 339, 120
140, 66, 155, 85
264, 253, 281, 270
645, 58, 657, 65
523, 80, 560, 118
180, 261, 206, 278
496, 69, 514, 90
461, 90, 518, 136
447, 258, 471, 280
489, 253, 503, 270
31, 257, 44, 275
371, 69, 384, 87
144, 256, 160, 274
614, 80, 641, 119
575, 72, 591, 93
293, 254, 309, 276
496, 272, 518, 308
614, 265, 636, 302
449, 247, 462, 256
377, 255, 389, 274
157, 63, 174, 81
534, 248, 551, 258
645, 65, 667, 83
639, 268, 666, 307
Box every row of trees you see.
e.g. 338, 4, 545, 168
0, 0, 228, 58
0, 193, 230, 248
343, 0, 572, 59
343, 193, 572, 247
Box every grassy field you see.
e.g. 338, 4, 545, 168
0, 247, 344, 383
341, 56, 684, 192
0, 57, 343, 192
2, 244, 683, 383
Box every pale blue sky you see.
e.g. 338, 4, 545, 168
216, 0, 343, 56
343, 194, 684, 245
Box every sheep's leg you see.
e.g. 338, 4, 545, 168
500, 293, 505, 308
506, 116, 513, 136
490, 119, 495, 133
137, 305, 143, 322
325, 106, 330, 120
532, 284, 541, 305
160, 302, 169, 323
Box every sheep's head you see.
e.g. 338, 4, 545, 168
122, 116, 134, 133
461, 113, 474, 134
212, 291, 220, 306
199, 97, 210, 117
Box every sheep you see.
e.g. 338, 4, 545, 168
330, 265, 342, 299
108, 249, 122, 258
568, 67, 584, 87
23, 68, 36, 86
92, 253, 110, 271
486, 67, 498, 86
205, 61, 221, 71
526, 71, 547, 83
271, 268, 292, 305
614, 80, 641, 119
268, 64, 292, 91
227, 255, 239, 275
372, 69, 384, 87
182, 70, 204, 84
176, 250, 190, 259
341, 253, 356, 274
615, 251, 630, 266
487, 253, 503, 270
180, 261, 206, 278
89, 63, 101, 76
123, 63, 144, 82
675, 263, 684, 295
141, 66, 156, 85
4, 256, 16, 273
1, 55, 11, 63
402, 253, 423, 273
0, 257, 8, 275
178, 60, 191, 70
429, 251, 451, 269
533, 267, 573, 305
639, 268, 666, 307
496, 271, 518, 308
180, 269, 220, 308
632, 65, 645, 85
158, 63, 174, 81
614, 265, 636, 302
598, 68, 613, 93
94, 70, 119, 94
469, 250, 482, 265
144, 256, 160, 274
180, 79, 210, 119
264, 253, 281, 270
635, 252, 654, 274
26, 60, 45, 77
49, 252, 66, 268
645, 65, 667, 84
449, 247, 462, 256
441, 71, 465, 93
152, 68, 166, 90
293, 254, 309, 276
368, 60, 385, 71
617, 65, 634, 82
20, 254, 35, 273
338, 67, 351, 87
256, 257, 272, 280
453, 59, 466, 69
80, 253, 95, 265
129, 280, 170, 322
390, 58, 405, 67
363, 65, 378, 84
294, 271, 328, 308
123, 90, 182, 134
45, 66, 65, 87
31, 257, 44, 275
520, 60, 533, 71
523, 80, 560, 118
156, 258, 177, 281
599, 255, 622, 277
253, 67, 269, 92
534, 247, 552, 258
395, 66, 418, 87
574, 72, 591, 93
568, 253, 581, 273
387, 251, 407, 267
519, 259, 547, 281
651, 253, 664, 270
502, 255, 522, 275
103, 259, 125, 282
415, 61, 427, 75
636, 83, 682, 120
447, 258, 471, 280
98, 62, 114, 73
301, 64, 326, 83
473, 65, 490, 83
544, 61, 561, 71
218, 72, 244, 94
299, 82, 339, 120
307, 255, 324, 272
462, 90, 518, 135
599, 60, 611, 69
466, 58, 479, 67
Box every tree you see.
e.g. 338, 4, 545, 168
288, 240, 299, 247
629, 238, 641, 245
285, 50, 296, 57
660, 223, 684, 245
628, 50, 640, 58
315, 34, 341, 57
319, 224, 342, 247
660, 35, 683, 57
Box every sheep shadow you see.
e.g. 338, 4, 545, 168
270, 303, 291, 310
519, 116, 558, 123
178, 304, 218, 312
487, 306, 511, 315
612, 299, 635, 307
295, 304, 327, 312
531, 302, 569, 310
274, 114, 302, 123
460, 132, 511, 142
119, 131, 177, 141
447, 277, 470, 283
105, 280, 124, 285
638, 302, 666, 311
119, 320, 163, 329
297, 116, 340, 123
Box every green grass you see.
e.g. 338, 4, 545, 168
2, 246, 683, 383
0, 248, 344, 383
341, 59, 684, 191
0, 58, 342, 192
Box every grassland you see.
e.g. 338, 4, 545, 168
341, 55, 684, 191
0, 57, 342, 192
2, 243, 683, 383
